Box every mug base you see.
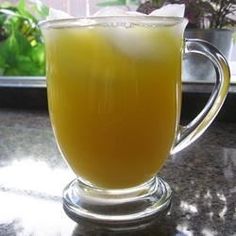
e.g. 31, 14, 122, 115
63, 176, 171, 225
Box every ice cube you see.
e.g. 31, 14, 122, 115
93, 7, 145, 17
93, 7, 129, 17
93, 5, 185, 18
149, 4, 187, 38
99, 24, 173, 61
149, 4, 185, 17
47, 8, 72, 20
92, 5, 186, 59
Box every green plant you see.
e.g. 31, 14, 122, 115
166, 0, 236, 29
0, 0, 48, 76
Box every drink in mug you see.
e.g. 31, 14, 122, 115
44, 19, 183, 189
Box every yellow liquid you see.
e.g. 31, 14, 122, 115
44, 22, 182, 189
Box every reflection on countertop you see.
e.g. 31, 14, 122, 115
0, 109, 235, 236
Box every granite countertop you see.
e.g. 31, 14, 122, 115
0, 109, 235, 236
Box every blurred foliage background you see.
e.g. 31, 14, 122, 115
0, 0, 48, 76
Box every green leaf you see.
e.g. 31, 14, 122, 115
30, 43, 45, 64
0, 68, 5, 75
18, 0, 26, 13
34, 0, 49, 19
0, 0, 46, 76
0, 52, 7, 75
0, 31, 19, 67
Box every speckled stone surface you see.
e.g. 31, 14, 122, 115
0, 109, 235, 236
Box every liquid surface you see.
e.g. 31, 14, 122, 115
44, 22, 183, 189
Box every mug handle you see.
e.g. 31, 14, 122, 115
171, 39, 230, 154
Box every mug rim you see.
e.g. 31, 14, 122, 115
39, 16, 187, 29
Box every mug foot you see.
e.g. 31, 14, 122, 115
63, 176, 172, 225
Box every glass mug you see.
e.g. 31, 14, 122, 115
41, 16, 230, 224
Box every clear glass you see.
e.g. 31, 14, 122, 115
41, 16, 230, 224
